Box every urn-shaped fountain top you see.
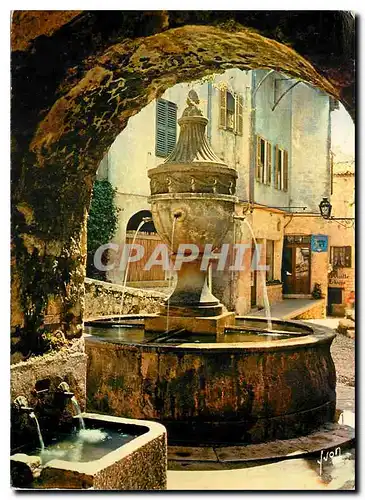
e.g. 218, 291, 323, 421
163, 90, 227, 166
148, 90, 238, 197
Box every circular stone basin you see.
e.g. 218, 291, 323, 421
84, 315, 336, 445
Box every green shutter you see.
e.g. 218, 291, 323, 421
166, 101, 177, 155
156, 99, 177, 157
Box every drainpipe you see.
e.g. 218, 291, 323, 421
249, 71, 256, 206
327, 97, 332, 200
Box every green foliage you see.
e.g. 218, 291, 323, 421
86, 180, 119, 279
312, 283, 323, 300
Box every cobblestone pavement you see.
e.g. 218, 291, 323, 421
304, 318, 355, 387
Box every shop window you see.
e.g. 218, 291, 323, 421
330, 246, 352, 268
219, 89, 243, 135
256, 136, 272, 185
266, 240, 275, 282
274, 146, 288, 191
155, 98, 177, 157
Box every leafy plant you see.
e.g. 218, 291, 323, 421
86, 180, 119, 280
312, 283, 323, 300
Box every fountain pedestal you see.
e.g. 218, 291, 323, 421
145, 311, 235, 334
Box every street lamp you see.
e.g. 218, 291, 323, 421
319, 197, 332, 219
318, 197, 354, 227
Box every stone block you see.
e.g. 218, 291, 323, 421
11, 454, 41, 487
34, 413, 167, 490
144, 311, 235, 334
337, 319, 355, 335
346, 329, 355, 339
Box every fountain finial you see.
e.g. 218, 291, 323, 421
182, 89, 203, 117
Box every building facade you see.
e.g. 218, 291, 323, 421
94, 68, 353, 316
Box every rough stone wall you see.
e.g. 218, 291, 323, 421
84, 278, 165, 319
85, 327, 336, 443
327, 171, 355, 307
11, 11, 355, 349
294, 300, 326, 320
10, 338, 87, 451
266, 284, 283, 305
93, 434, 167, 490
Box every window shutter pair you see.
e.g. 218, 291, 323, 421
156, 99, 177, 157
220, 90, 243, 135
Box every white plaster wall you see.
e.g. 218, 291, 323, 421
103, 69, 251, 283
253, 70, 292, 209
209, 69, 251, 200
290, 85, 331, 212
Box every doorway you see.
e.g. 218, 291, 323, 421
282, 236, 311, 295
327, 287, 343, 315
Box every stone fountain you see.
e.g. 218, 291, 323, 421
85, 91, 337, 445
146, 90, 237, 334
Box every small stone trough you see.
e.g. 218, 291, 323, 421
11, 413, 167, 490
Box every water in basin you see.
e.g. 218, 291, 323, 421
34, 427, 137, 465
84, 316, 309, 345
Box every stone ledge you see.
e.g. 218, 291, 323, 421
167, 423, 354, 465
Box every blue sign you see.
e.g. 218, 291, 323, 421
311, 234, 328, 253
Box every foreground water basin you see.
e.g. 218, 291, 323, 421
36, 428, 137, 465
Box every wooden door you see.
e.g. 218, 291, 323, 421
125, 232, 166, 283
282, 239, 311, 295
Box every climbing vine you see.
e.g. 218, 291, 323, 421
86, 180, 119, 280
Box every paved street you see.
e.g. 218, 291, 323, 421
167, 316, 355, 491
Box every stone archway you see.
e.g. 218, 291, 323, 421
11, 11, 355, 353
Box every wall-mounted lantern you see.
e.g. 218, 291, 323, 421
319, 197, 332, 219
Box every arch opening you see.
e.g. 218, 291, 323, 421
11, 11, 355, 355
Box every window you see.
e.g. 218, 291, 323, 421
219, 89, 243, 135
256, 136, 272, 185
155, 98, 177, 157
266, 240, 275, 281
330, 246, 352, 268
274, 146, 288, 191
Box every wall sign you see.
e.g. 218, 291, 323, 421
311, 234, 328, 253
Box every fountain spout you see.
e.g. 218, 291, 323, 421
57, 382, 74, 399
13, 396, 34, 415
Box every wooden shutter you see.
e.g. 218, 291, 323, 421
275, 145, 279, 189
256, 136, 262, 180
234, 94, 244, 135
345, 246, 352, 268
266, 142, 272, 185
219, 89, 227, 129
283, 150, 289, 191
166, 101, 177, 155
156, 99, 176, 157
